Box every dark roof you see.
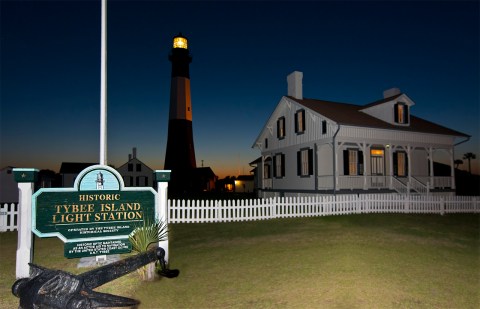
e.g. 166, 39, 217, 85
237, 175, 254, 181
249, 157, 262, 165
192, 167, 216, 178
287, 96, 469, 138
59, 162, 96, 174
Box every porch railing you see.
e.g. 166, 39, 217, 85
391, 177, 409, 194
410, 176, 429, 195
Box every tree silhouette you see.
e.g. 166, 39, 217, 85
462, 152, 476, 174
454, 159, 463, 169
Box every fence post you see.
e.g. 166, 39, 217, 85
154, 170, 171, 263
440, 197, 445, 215
0, 203, 6, 231
12, 168, 38, 279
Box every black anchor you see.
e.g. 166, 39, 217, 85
12, 247, 179, 308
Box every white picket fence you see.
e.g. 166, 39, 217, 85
168, 194, 480, 223
1, 195, 479, 230
0, 203, 18, 231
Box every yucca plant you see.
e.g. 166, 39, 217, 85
129, 218, 168, 281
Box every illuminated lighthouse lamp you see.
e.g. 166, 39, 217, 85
173, 34, 188, 49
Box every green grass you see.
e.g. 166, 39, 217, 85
1, 214, 479, 308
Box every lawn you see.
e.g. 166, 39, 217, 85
1, 214, 479, 308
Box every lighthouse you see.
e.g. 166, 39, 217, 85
164, 33, 197, 193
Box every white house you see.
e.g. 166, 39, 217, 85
116, 148, 154, 187
252, 71, 470, 198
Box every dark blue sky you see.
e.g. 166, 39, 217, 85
1, 0, 479, 177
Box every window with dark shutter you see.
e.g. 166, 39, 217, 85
295, 110, 305, 134
358, 151, 364, 175
343, 150, 349, 175
308, 148, 314, 175
394, 102, 409, 124
343, 149, 361, 175
298, 148, 314, 177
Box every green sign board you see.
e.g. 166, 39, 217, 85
32, 165, 158, 258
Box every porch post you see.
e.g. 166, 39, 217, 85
407, 145, 412, 184
429, 147, 434, 188
362, 142, 367, 190
449, 148, 456, 190
12, 168, 38, 279
388, 145, 394, 189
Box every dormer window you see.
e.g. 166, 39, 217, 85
295, 109, 305, 134
394, 102, 409, 124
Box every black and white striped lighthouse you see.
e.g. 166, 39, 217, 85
164, 33, 197, 192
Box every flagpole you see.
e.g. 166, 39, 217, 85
100, 0, 107, 165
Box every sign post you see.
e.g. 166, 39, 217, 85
13, 168, 38, 278
154, 170, 171, 262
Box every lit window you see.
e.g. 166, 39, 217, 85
343, 149, 364, 175
295, 110, 305, 134
394, 102, 409, 124
370, 149, 384, 156
297, 148, 313, 176
277, 117, 285, 139
394, 152, 408, 177
370, 148, 385, 175
349, 150, 358, 175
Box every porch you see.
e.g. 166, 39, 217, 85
317, 175, 453, 194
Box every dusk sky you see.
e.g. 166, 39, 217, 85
1, 0, 479, 177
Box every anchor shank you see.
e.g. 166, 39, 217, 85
80, 248, 158, 289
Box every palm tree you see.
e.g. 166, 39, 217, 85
454, 159, 463, 169
462, 152, 476, 174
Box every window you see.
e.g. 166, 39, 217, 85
277, 117, 285, 139
297, 148, 314, 176
322, 120, 327, 134
264, 157, 272, 179
128, 164, 133, 172
394, 102, 409, 124
273, 153, 285, 178
370, 148, 385, 175
295, 110, 305, 134
263, 163, 271, 179
264, 138, 268, 149
343, 149, 363, 175
136, 164, 142, 172
393, 151, 408, 176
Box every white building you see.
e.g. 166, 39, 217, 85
116, 148, 154, 187
252, 71, 469, 197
